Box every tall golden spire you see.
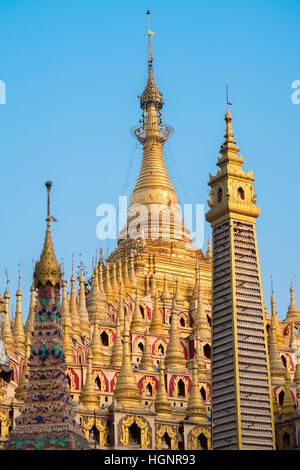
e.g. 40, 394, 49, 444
204, 239, 212, 262
113, 316, 142, 407
128, 252, 137, 290
268, 313, 285, 383
62, 318, 74, 363
150, 272, 157, 298
116, 288, 125, 333
98, 250, 104, 291
80, 348, 99, 410
140, 328, 155, 371
174, 277, 183, 305
104, 262, 114, 303
193, 283, 210, 335
13, 276, 25, 355
123, 256, 132, 293
186, 359, 206, 421
24, 282, 36, 335
87, 264, 108, 323
61, 279, 73, 337
69, 262, 81, 339
154, 359, 171, 416
3, 282, 15, 357
281, 370, 296, 420
286, 283, 300, 322
119, 10, 192, 244
270, 292, 284, 347
15, 333, 31, 401
110, 319, 123, 368
150, 290, 164, 335
90, 320, 103, 365
165, 299, 185, 369
111, 263, 119, 293
34, 181, 62, 288
194, 330, 207, 376
117, 260, 126, 296
78, 269, 91, 338
130, 288, 145, 333
160, 275, 171, 304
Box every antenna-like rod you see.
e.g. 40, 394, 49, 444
5, 267, 9, 286
146, 9, 155, 65
271, 275, 274, 295
226, 84, 232, 110
45, 180, 52, 221
18, 262, 22, 289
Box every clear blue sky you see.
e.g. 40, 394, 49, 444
0, 0, 299, 320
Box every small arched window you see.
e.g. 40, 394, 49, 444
66, 375, 71, 388
217, 188, 223, 202
180, 317, 185, 327
283, 432, 291, 450
162, 432, 171, 449
177, 379, 185, 398
100, 331, 109, 347
139, 305, 145, 319
158, 344, 165, 356
200, 386, 206, 401
146, 383, 153, 396
281, 355, 287, 368
197, 433, 208, 450
138, 342, 144, 353
203, 343, 211, 359
95, 376, 101, 390
278, 389, 285, 407
129, 422, 141, 447
89, 424, 100, 444
237, 187, 245, 200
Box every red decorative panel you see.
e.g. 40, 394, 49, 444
137, 375, 159, 396
110, 371, 120, 392
98, 327, 115, 347
169, 375, 192, 397
92, 369, 109, 392
180, 341, 187, 359
146, 305, 151, 321
152, 337, 168, 356
283, 324, 290, 336
132, 335, 145, 354
67, 368, 80, 390
281, 352, 295, 372
189, 339, 195, 360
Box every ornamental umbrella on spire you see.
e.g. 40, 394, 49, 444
5, 181, 89, 450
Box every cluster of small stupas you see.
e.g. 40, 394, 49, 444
0, 11, 300, 450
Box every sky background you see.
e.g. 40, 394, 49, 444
0, 0, 299, 320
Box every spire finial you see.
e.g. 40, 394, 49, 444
34, 181, 61, 287
45, 180, 57, 224
146, 10, 155, 66
46, 180, 51, 219
17, 263, 22, 290
226, 84, 232, 112
72, 253, 75, 276
271, 275, 274, 296
5, 268, 9, 288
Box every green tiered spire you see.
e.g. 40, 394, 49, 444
5, 181, 89, 450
